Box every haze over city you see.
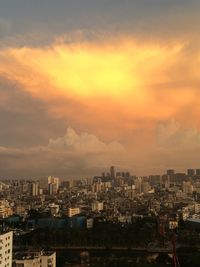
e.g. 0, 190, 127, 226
0, 0, 200, 177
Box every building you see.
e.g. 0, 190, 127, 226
141, 181, 150, 194
135, 177, 142, 194
0, 200, 13, 218
195, 202, 200, 214
48, 183, 58, 195
165, 175, 170, 189
92, 182, 103, 193
169, 220, 178, 230
13, 251, 56, 267
14, 204, 27, 217
126, 189, 136, 199
86, 218, 94, 229
0, 182, 9, 192
48, 176, 59, 194
110, 166, 115, 180
41, 251, 56, 267
91, 201, 104, 212
30, 182, 39, 196
68, 207, 80, 217
166, 169, 175, 175
187, 169, 195, 176
183, 181, 193, 195
0, 230, 13, 267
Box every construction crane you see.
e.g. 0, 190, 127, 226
171, 232, 180, 267
157, 215, 180, 267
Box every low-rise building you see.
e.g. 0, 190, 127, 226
13, 251, 56, 267
68, 207, 80, 217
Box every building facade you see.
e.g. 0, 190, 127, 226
0, 231, 13, 267
13, 251, 56, 267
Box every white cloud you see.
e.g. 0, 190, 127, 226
48, 127, 124, 153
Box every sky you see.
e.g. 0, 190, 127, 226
0, 0, 200, 178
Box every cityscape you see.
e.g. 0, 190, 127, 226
1, 166, 200, 266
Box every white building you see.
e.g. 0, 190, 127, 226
0, 231, 13, 267
13, 251, 56, 267
68, 207, 80, 217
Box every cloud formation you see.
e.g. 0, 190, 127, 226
1, 1, 200, 176
48, 127, 124, 153
0, 128, 124, 177
0, 37, 199, 135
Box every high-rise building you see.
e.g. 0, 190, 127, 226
135, 177, 142, 194
141, 181, 150, 194
48, 176, 59, 190
48, 183, 58, 195
48, 176, 60, 195
110, 166, 115, 180
0, 230, 13, 267
30, 182, 39, 196
165, 175, 170, 189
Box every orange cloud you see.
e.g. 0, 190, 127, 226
0, 36, 199, 142
0, 38, 181, 99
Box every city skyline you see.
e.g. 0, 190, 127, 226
1, 1, 200, 177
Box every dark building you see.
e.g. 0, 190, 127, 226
110, 166, 115, 179
196, 169, 200, 176
187, 169, 195, 176
166, 169, 175, 175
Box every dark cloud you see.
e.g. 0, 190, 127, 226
0, 0, 200, 46
0, 77, 67, 147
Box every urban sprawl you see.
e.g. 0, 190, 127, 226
1, 167, 200, 266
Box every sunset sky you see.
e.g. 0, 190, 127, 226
0, 0, 200, 177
